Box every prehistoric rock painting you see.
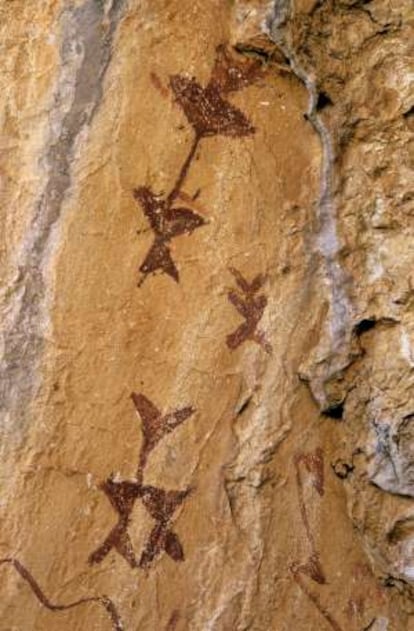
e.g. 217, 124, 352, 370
132, 392, 194, 480
226, 267, 272, 353
133, 187, 205, 284
165, 609, 180, 630
291, 448, 343, 631
0, 557, 123, 630
134, 45, 262, 285
0, 44, 264, 628
89, 393, 194, 569
293, 448, 325, 583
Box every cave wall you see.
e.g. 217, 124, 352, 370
0, 1, 413, 629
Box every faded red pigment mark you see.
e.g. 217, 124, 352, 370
89, 393, 194, 570
291, 568, 343, 631
346, 562, 387, 622
150, 71, 169, 98
165, 609, 180, 630
226, 267, 272, 354
290, 448, 344, 631
293, 448, 325, 583
134, 45, 262, 286
0, 558, 123, 631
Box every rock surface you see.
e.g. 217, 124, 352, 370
0, 0, 413, 629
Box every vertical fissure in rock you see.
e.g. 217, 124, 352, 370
0, 0, 125, 437
266, 0, 353, 362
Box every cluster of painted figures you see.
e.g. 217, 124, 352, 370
1, 45, 341, 631
87, 44, 273, 587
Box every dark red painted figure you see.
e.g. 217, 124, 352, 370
133, 186, 205, 284
134, 45, 262, 285
131, 392, 194, 480
226, 267, 272, 354
89, 393, 194, 570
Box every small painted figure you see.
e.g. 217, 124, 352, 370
226, 267, 272, 354
89, 393, 194, 570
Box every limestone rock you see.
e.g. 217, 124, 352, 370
0, 0, 413, 629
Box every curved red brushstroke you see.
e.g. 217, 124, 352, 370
292, 569, 343, 631
0, 558, 123, 630
294, 448, 326, 583
291, 449, 343, 630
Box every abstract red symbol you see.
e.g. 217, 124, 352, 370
134, 45, 262, 285
133, 187, 205, 284
132, 392, 194, 481
89, 393, 194, 569
226, 267, 272, 354
139, 485, 190, 568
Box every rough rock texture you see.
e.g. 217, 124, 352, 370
0, 0, 413, 629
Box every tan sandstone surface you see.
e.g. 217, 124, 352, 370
0, 0, 413, 629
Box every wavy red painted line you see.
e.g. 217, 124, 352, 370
292, 569, 343, 631
0, 558, 123, 630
